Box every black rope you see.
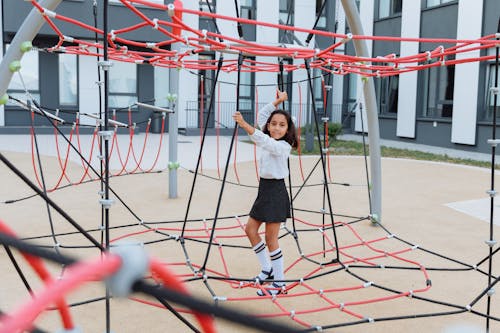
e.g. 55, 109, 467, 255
485, 19, 500, 332
0, 153, 104, 250
304, 59, 340, 262
200, 53, 244, 271
181, 56, 224, 238
203, 0, 224, 42
4, 245, 34, 293
305, 0, 327, 46
233, 0, 243, 39
133, 280, 301, 333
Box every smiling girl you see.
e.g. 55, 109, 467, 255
232, 89, 298, 296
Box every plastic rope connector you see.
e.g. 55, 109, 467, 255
486, 189, 497, 197
20, 41, 33, 53
99, 198, 114, 209
487, 139, 500, 147
98, 130, 113, 141
167, 3, 175, 16
98, 60, 113, 71
363, 281, 372, 288
43, 8, 56, 18
9, 61, 21, 73
107, 241, 149, 297
0, 94, 8, 105
465, 304, 472, 312
485, 239, 497, 247
487, 288, 495, 296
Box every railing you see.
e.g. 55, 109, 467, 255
184, 101, 346, 129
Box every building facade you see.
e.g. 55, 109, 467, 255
0, 0, 499, 155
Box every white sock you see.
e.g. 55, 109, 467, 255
269, 248, 284, 285
253, 241, 272, 273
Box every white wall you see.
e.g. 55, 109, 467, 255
396, 0, 421, 138
451, 0, 483, 145
78, 52, 101, 126
176, 0, 199, 128
354, 0, 374, 132
255, 0, 279, 109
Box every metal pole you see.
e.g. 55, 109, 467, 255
168, 43, 180, 198
340, 0, 382, 223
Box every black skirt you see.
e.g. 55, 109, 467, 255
249, 178, 291, 223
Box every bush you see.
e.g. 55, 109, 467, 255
300, 122, 342, 140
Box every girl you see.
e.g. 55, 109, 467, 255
232, 89, 298, 296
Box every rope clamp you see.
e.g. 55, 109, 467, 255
485, 239, 497, 247
314, 325, 323, 331
98, 61, 113, 71
363, 282, 372, 288
110, 30, 116, 41
98, 130, 114, 141
63, 35, 74, 43
411, 245, 419, 250
43, 8, 56, 18
322, 148, 329, 154
166, 3, 175, 17
99, 198, 115, 209
108, 242, 149, 297
202, 29, 208, 39
465, 304, 472, 312
342, 33, 353, 44
486, 189, 497, 197
339, 303, 344, 310
213, 296, 227, 301
152, 18, 159, 30
487, 288, 495, 296
487, 139, 500, 147
490, 87, 499, 95
321, 117, 329, 123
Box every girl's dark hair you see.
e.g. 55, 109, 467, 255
262, 109, 299, 149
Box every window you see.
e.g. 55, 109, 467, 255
279, 0, 294, 43
378, 0, 402, 19
239, 57, 255, 122
199, 0, 216, 12
240, 0, 255, 20
419, 62, 455, 118
108, 61, 137, 108
6, 45, 40, 105
154, 67, 170, 107
483, 63, 500, 121
279, 58, 293, 105
59, 53, 78, 107
425, 0, 456, 8
315, 0, 327, 29
376, 75, 399, 114
313, 68, 324, 114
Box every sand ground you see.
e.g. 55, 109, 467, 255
0, 143, 499, 332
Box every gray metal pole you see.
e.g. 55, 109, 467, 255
340, 0, 382, 223
168, 44, 180, 198
0, 0, 62, 98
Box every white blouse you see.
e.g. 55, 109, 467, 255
249, 103, 291, 179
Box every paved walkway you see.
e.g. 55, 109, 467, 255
339, 134, 493, 163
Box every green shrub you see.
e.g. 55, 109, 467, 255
299, 122, 342, 140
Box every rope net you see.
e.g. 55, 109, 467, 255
0, 0, 499, 332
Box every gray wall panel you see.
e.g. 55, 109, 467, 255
373, 17, 401, 57
420, 3, 458, 51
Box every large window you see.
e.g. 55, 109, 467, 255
6, 45, 40, 105
425, 0, 456, 8
58, 53, 78, 107
376, 75, 399, 114
419, 62, 455, 118
108, 61, 137, 108
279, 0, 294, 43
313, 68, 324, 114
378, 0, 402, 19
483, 63, 500, 121
154, 67, 170, 107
